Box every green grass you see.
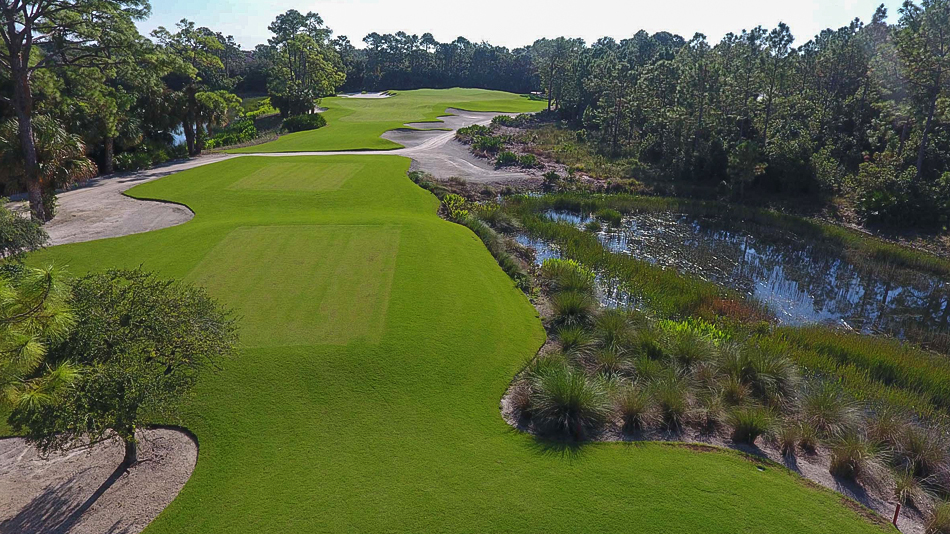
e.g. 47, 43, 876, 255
231, 88, 546, 153
16, 151, 892, 532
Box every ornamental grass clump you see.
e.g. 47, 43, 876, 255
927, 501, 950, 534
727, 406, 775, 445
529, 362, 610, 439
550, 290, 596, 327
828, 431, 884, 482
556, 325, 595, 357
651, 373, 690, 430
615, 385, 651, 431
897, 426, 949, 478
801, 381, 860, 438
776, 422, 801, 456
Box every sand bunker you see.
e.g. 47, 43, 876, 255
0, 428, 197, 534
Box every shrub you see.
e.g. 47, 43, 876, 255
727, 406, 774, 445
441, 194, 469, 221
518, 154, 539, 168
550, 290, 596, 327
208, 119, 257, 148
829, 431, 883, 482
801, 381, 860, 438
584, 220, 602, 232
495, 150, 519, 167
0, 200, 47, 261
472, 135, 505, 153
282, 113, 327, 133
529, 363, 610, 438
615, 385, 651, 431
455, 124, 491, 143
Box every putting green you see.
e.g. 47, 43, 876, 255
23, 151, 888, 533
230, 88, 547, 153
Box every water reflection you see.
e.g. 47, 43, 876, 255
529, 210, 950, 338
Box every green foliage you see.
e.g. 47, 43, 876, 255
440, 193, 469, 221
928, 501, 950, 534
0, 266, 75, 404
207, 119, 258, 149
801, 381, 860, 438
651, 372, 690, 429
540, 258, 595, 293
727, 406, 775, 444
282, 113, 328, 133
455, 124, 491, 143
495, 150, 520, 167
518, 154, 539, 168
615, 385, 651, 431
0, 201, 47, 261
245, 97, 278, 119
9, 269, 238, 459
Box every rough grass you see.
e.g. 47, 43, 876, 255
14, 153, 890, 532
231, 88, 546, 153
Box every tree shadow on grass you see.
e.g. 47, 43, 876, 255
0, 461, 127, 534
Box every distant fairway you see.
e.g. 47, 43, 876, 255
230, 88, 546, 152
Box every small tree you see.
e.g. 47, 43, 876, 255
9, 269, 237, 469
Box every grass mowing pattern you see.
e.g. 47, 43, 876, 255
20, 154, 889, 533
230, 88, 546, 153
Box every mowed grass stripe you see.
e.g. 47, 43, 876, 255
20, 90, 888, 533
228, 161, 365, 192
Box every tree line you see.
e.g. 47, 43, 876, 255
2, 0, 950, 229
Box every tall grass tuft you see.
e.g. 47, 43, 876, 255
651, 373, 690, 430
828, 431, 884, 482
550, 290, 596, 327
801, 381, 860, 438
727, 406, 775, 445
556, 325, 595, 358
897, 426, 949, 478
615, 385, 652, 431
529, 363, 610, 438
665, 328, 717, 369
594, 309, 634, 353
927, 500, 950, 534
776, 422, 800, 456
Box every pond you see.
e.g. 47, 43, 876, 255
522, 210, 950, 339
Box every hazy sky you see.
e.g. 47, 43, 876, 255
139, 0, 907, 50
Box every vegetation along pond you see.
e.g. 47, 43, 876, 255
518, 209, 950, 340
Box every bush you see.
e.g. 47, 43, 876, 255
207, 119, 257, 149
495, 150, 519, 167
727, 406, 774, 444
0, 200, 47, 261
829, 431, 883, 482
518, 154, 539, 168
282, 113, 327, 133
529, 363, 610, 438
550, 290, 596, 327
455, 124, 492, 143
472, 135, 505, 154
440, 194, 469, 221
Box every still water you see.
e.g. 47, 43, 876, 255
519, 210, 950, 338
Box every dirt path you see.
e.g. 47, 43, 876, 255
0, 429, 197, 534
11, 109, 527, 247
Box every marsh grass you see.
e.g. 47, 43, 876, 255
802, 381, 860, 438
928, 501, 950, 534
615, 385, 652, 431
551, 290, 597, 327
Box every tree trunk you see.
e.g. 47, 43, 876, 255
122, 435, 138, 469
185, 86, 199, 157
103, 137, 115, 175
11, 63, 46, 221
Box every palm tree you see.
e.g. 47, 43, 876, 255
0, 115, 98, 222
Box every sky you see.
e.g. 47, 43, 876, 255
138, 0, 907, 50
